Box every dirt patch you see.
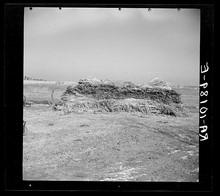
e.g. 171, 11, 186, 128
23, 105, 198, 181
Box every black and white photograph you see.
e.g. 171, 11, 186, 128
22, 7, 201, 182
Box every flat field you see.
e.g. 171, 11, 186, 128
23, 81, 199, 181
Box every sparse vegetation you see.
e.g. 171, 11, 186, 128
23, 79, 199, 181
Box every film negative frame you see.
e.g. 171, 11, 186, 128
3, 2, 215, 192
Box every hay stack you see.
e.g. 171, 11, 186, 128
57, 97, 184, 116
57, 78, 185, 116
63, 79, 181, 104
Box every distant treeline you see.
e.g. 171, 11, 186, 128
24, 76, 47, 81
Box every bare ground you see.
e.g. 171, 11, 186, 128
23, 104, 199, 181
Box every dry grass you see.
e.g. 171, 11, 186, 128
23, 105, 199, 181
23, 81, 75, 104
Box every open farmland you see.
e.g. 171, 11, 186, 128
23, 80, 199, 181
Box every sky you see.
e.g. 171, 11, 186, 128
24, 7, 200, 86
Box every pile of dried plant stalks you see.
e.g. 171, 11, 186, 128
63, 79, 181, 104
57, 79, 185, 116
